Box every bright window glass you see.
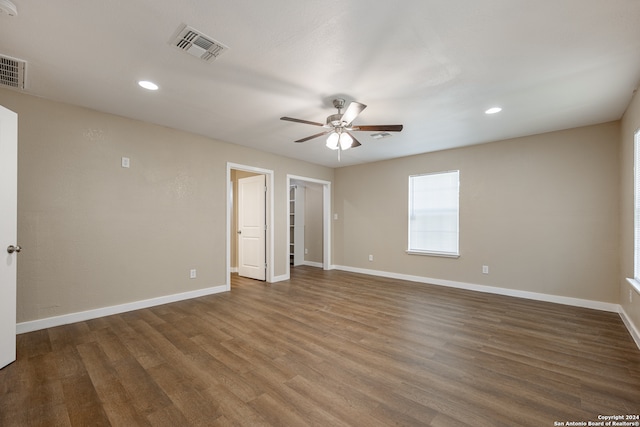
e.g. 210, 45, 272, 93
408, 171, 459, 256
634, 130, 640, 281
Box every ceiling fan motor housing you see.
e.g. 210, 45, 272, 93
326, 113, 345, 127
332, 98, 346, 110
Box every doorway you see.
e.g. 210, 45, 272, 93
227, 163, 274, 287
286, 175, 331, 279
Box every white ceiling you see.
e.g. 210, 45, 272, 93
1, 0, 639, 168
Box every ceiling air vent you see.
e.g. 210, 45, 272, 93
171, 24, 228, 61
371, 132, 392, 140
0, 54, 26, 90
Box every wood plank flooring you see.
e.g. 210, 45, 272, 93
1, 266, 639, 426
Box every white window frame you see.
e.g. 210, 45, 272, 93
628, 130, 640, 294
407, 170, 460, 258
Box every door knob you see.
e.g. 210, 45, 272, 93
7, 245, 21, 254
237, 230, 242, 234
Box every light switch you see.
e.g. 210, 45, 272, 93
121, 157, 130, 168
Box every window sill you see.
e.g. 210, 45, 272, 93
406, 250, 460, 259
626, 278, 640, 295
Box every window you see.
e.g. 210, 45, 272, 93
408, 170, 460, 257
630, 129, 640, 295
633, 130, 640, 285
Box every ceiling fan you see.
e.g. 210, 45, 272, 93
280, 98, 403, 151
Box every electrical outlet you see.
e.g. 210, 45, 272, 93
482, 265, 489, 274
190, 269, 197, 279
305, 248, 308, 255
121, 157, 130, 168
369, 254, 374, 262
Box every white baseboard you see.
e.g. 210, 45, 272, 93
303, 261, 323, 268
333, 265, 620, 312
271, 274, 289, 283
337, 264, 640, 350
335, 265, 640, 349
619, 306, 640, 349
16, 284, 228, 334
230, 267, 238, 273
17, 267, 639, 351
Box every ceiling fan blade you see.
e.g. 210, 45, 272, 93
294, 131, 331, 143
346, 132, 362, 148
281, 117, 325, 127
353, 124, 403, 132
340, 101, 367, 125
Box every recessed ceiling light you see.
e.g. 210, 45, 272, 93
138, 80, 159, 91
485, 107, 502, 115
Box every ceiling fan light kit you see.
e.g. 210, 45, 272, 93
326, 132, 339, 150
281, 98, 403, 154
326, 130, 353, 150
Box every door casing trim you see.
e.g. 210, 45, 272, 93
286, 174, 332, 279
227, 163, 274, 287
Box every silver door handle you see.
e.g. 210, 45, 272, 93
7, 245, 21, 254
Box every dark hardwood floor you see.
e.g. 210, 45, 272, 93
1, 266, 639, 426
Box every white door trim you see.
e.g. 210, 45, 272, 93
227, 163, 274, 286
286, 175, 332, 279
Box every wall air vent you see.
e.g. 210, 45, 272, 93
171, 24, 228, 61
0, 54, 26, 90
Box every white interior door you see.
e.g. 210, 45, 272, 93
238, 175, 266, 280
0, 105, 18, 369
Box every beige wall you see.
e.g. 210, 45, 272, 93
620, 88, 640, 333
1, 88, 333, 323
2, 84, 634, 329
334, 122, 620, 303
